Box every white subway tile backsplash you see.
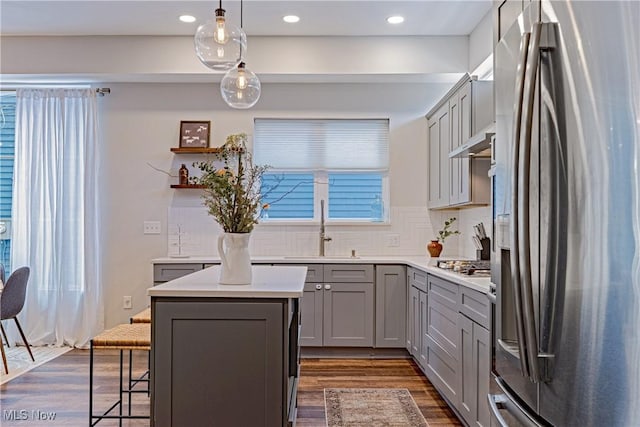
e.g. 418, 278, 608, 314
167, 206, 449, 257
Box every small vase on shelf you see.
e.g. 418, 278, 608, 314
427, 240, 443, 258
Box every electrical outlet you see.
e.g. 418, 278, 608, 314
123, 296, 132, 310
387, 234, 400, 247
143, 221, 161, 234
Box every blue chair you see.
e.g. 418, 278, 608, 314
0, 266, 34, 374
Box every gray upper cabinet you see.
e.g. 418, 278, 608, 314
428, 102, 450, 208
375, 265, 407, 348
426, 75, 493, 209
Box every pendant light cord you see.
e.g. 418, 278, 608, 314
240, 0, 243, 28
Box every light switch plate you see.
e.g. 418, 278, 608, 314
144, 221, 161, 234
386, 234, 400, 247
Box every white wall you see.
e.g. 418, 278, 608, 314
99, 81, 455, 327
468, 11, 493, 74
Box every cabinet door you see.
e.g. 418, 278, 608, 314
459, 313, 475, 425
475, 323, 491, 427
323, 282, 374, 347
375, 265, 407, 348
410, 285, 420, 357
419, 289, 428, 369
300, 282, 324, 346
428, 102, 450, 208
449, 88, 461, 205
458, 81, 472, 204
459, 314, 492, 427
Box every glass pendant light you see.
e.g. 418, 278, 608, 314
220, 0, 261, 109
221, 62, 261, 109
194, 0, 246, 71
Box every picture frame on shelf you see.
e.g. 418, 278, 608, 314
179, 121, 211, 148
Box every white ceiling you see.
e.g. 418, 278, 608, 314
1, 1, 492, 37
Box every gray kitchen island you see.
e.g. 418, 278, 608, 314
148, 265, 306, 427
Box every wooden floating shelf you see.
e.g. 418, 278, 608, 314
170, 184, 206, 189
170, 147, 223, 154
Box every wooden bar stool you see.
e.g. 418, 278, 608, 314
130, 307, 151, 324
89, 323, 151, 426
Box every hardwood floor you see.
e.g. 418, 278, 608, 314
0, 349, 461, 426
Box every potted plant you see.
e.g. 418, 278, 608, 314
428, 217, 460, 257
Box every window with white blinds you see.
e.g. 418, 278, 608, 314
255, 118, 389, 222
0, 92, 15, 269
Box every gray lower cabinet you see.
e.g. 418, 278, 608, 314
408, 284, 420, 356
424, 274, 460, 408
407, 268, 428, 365
421, 274, 492, 427
153, 263, 204, 285
300, 264, 375, 347
151, 297, 299, 427
458, 288, 491, 427
375, 265, 407, 348
323, 281, 374, 346
300, 282, 323, 346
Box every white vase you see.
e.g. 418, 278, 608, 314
217, 232, 252, 285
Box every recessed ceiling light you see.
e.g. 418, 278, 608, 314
386, 16, 405, 24
283, 15, 300, 23
179, 15, 196, 23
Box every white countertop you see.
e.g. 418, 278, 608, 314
148, 265, 307, 298
152, 255, 492, 295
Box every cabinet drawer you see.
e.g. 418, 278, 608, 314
459, 287, 491, 329
408, 267, 428, 293
153, 263, 203, 283
427, 296, 459, 360
324, 264, 373, 283
428, 274, 459, 309
425, 334, 459, 407
304, 265, 324, 283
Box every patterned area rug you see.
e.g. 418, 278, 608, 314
0, 346, 71, 384
325, 388, 429, 427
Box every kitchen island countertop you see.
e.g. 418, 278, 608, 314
148, 264, 306, 298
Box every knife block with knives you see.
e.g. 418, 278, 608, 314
473, 223, 491, 261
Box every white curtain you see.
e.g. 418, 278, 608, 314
10, 88, 102, 348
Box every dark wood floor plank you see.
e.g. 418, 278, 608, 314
0, 350, 461, 426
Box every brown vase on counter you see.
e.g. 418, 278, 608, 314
427, 240, 443, 257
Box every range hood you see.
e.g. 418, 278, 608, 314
449, 123, 494, 158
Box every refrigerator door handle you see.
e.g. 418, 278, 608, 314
488, 393, 546, 427
488, 394, 510, 427
509, 30, 532, 378
518, 21, 543, 383
489, 378, 546, 427
538, 21, 564, 384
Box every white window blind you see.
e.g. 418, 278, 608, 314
254, 118, 389, 171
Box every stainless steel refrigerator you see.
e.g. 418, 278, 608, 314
490, 1, 640, 426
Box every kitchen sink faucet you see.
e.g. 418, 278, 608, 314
319, 199, 332, 256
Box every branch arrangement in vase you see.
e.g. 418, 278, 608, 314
437, 217, 460, 243
192, 133, 268, 233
